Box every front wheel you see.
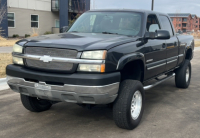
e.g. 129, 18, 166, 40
113, 80, 145, 130
20, 94, 52, 112
175, 59, 191, 88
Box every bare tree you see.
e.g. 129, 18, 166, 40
69, 0, 87, 26
0, 0, 7, 36
72, 0, 85, 14
0, 0, 6, 25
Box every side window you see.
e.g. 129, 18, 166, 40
146, 15, 160, 32
159, 15, 174, 36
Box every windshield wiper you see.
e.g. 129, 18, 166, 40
101, 32, 119, 35
70, 31, 79, 33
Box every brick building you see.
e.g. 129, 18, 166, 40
168, 13, 200, 33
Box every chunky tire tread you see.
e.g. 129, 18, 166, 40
20, 94, 52, 112
113, 80, 145, 130
175, 59, 191, 88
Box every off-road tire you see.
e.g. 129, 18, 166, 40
175, 59, 191, 88
20, 94, 52, 112
113, 80, 145, 130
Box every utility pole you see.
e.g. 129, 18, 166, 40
151, 0, 154, 11
93, 0, 95, 9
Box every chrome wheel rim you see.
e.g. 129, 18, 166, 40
186, 67, 190, 83
131, 90, 142, 120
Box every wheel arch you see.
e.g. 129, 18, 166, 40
184, 39, 194, 60
116, 53, 145, 82
185, 48, 193, 60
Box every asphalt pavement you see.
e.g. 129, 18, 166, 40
0, 50, 200, 138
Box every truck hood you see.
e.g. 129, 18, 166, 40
21, 33, 139, 51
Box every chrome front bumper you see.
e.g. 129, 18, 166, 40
7, 76, 119, 104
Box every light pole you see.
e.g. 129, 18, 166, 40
151, 0, 154, 11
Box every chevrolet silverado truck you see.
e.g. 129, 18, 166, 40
6, 9, 194, 130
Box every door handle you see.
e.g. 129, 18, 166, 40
162, 43, 166, 49
174, 42, 177, 46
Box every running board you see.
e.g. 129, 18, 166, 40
143, 73, 175, 90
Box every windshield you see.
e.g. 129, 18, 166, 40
68, 11, 143, 36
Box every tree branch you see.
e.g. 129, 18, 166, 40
0, 0, 7, 25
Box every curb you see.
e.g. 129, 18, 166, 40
0, 78, 9, 91
0, 78, 6, 84
194, 47, 200, 51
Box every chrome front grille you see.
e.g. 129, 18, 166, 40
25, 47, 77, 71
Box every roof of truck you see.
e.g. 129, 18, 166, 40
88, 9, 168, 16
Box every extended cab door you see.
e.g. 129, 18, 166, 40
159, 15, 179, 71
144, 14, 167, 80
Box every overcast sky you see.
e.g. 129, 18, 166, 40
90, 0, 200, 16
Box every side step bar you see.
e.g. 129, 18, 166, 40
143, 73, 175, 90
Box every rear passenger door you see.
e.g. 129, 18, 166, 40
144, 14, 167, 80
159, 15, 179, 71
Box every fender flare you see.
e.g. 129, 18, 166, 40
116, 52, 145, 71
184, 40, 194, 60
179, 41, 194, 67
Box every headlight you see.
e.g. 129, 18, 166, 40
13, 57, 24, 65
12, 44, 24, 65
78, 64, 105, 72
81, 50, 107, 59
78, 50, 107, 72
13, 44, 23, 53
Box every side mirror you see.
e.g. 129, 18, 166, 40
145, 30, 170, 39
60, 26, 69, 33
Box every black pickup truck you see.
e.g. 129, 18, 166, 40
6, 9, 194, 130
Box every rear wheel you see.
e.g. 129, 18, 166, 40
113, 80, 145, 130
175, 59, 191, 88
20, 94, 52, 112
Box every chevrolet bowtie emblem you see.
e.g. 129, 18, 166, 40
40, 55, 52, 63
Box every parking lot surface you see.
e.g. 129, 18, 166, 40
1, 50, 200, 138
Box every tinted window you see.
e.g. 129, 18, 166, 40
146, 15, 160, 32
159, 15, 174, 36
68, 12, 143, 36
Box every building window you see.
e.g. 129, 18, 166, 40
196, 21, 198, 23
179, 18, 181, 21
179, 24, 181, 27
31, 15, 39, 28
182, 24, 186, 27
7, 13, 15, 28
183, 18, 187, 22
52, 0, 59, 11
55, 19, 60, 27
